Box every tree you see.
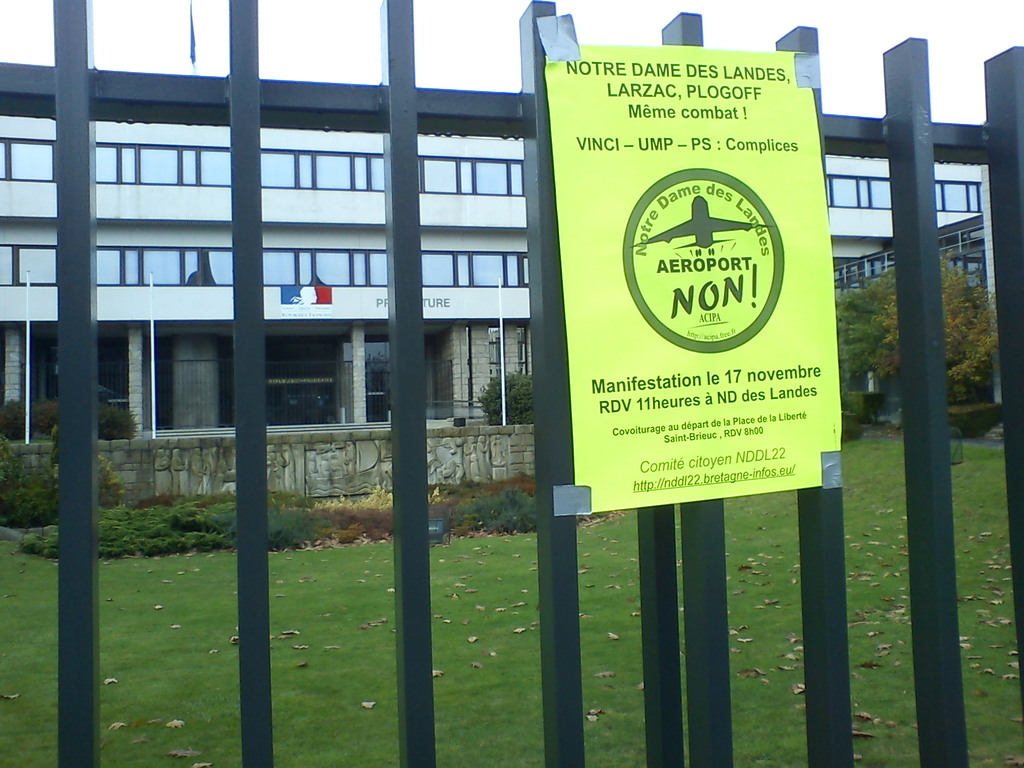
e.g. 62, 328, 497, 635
479, 373, 533, 425
836, 257, 998, 404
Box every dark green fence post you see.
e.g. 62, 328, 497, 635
54, 0, 99, 765
883, 38, 969, 768
659, 14, 734, 768
637, 505, 684, 768
633, 15, 707, 768
984, 46, 1024, 722
382, 0, 438, 765
776, 27, 854, 768
680, 499, 733, 768
520, 3, 587, 766
228, 0, 275, 764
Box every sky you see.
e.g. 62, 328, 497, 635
0, 0, 1019, 125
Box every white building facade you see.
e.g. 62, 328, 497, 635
0, 115, 985, 432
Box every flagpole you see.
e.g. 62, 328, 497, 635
149, 272, 157, 435
189, 0, 197, 75
498, 267, 507, 427
24, 270, 31, 444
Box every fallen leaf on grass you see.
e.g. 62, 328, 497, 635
432, 670, 445, 678
1005, 756, 1024, 766
513, 627, 527, 634
1, 693, 21, 700
166, 719, 185, 728
471, 662, 484, 669
737, 668, 766, 678
585, 708, 605, 722
467, 636, 478, 643
361, 701, 376, 709
607, 633, 620, 641
594, 671, 616, 678
108, 722, 127, 730
851, 730, 875, 739
167, 748, 201, 757
789, 683, 806, 695
191, 763, 213, 768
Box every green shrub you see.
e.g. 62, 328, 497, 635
31, 400, 59, 437
98, 404, 138, 440
845, 391, 886, 424
266, 507, 318, 550
309, 501, 394, 541
98, 456, 124, 508
1, 476, 59, 528
0, 436, 57, 528
17, 502, 236, 558
0, 435, 23, 487
841, 413, 863, 443
0, 401, 26, 440
479, 373, 533, 425
948, 403, 1002, 438
451, 488, 536, 535
18, 531, 58, 558
2, 400, 138, 441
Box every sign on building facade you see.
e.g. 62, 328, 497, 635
546, 45, 841, 511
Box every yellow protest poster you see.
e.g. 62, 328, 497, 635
544, 45, 842, 512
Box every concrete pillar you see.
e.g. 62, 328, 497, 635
352, 322, 366, 423
172, 334, 219, 428
3, 327, 23, 403
127, 325, 145, 433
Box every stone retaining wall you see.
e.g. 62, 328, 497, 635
10, 425, 535, 505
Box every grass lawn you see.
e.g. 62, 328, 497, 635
0, 439, 1020, 767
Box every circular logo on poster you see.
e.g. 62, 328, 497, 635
623, 169, 783, 353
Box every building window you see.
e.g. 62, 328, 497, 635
368, 252, 388, 286
516, 326, 528, 374
935, 181, 980, 213
420, 156, 524, 196
315, 154, 351, 190
422, 253, 454, 286
472, 253, 503, 286
10, 142, 53, 181
120, 147, 137, 183
96, 146, 118, 183
261, 152, 295, 188
139, 148, 179, 184
144, 250, 182, 285
200, 150, 231, 185
263, 251, 296, 285
313, 251, 348, 285
0, 246, 12, 284
423, 159, 457, 193
488, 326, 501, 379
16, 245, 528, 288
97, 249, 123, 285
209, 251, 233, 285
473, 161, 509, 195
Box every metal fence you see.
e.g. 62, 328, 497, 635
3, 2, 1023, 768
